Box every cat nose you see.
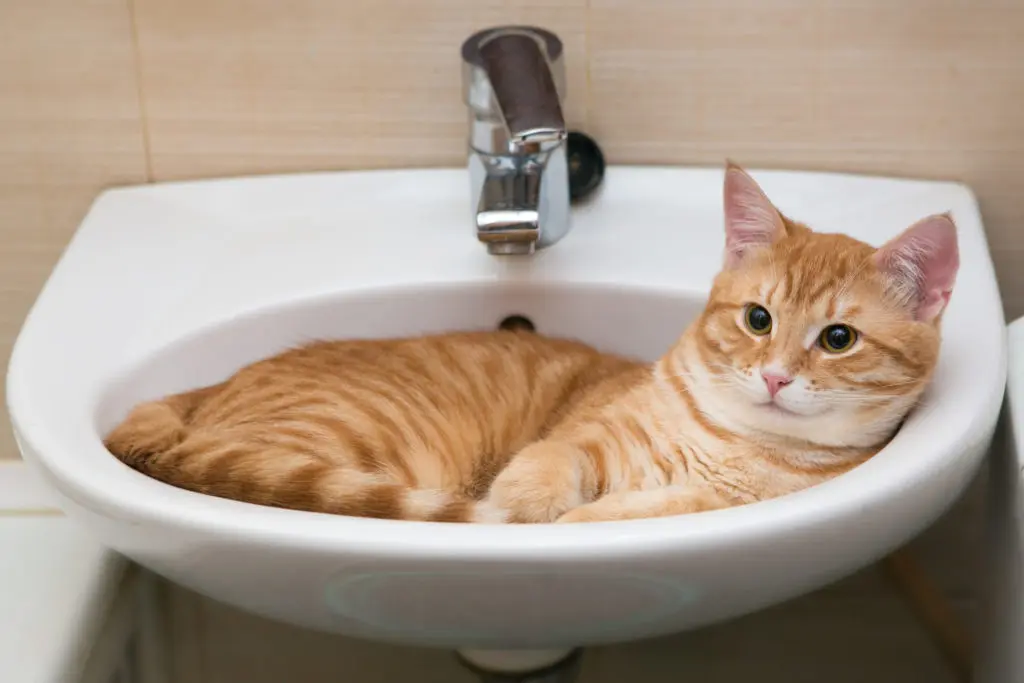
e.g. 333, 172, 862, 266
761, 372, 793, 398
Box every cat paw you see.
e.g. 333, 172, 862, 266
485, 442, 586, 523
554, 506, 602, 524
486, 476, 581, 523
558, 487, 730, 523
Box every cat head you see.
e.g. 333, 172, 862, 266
687, 162, 958, 449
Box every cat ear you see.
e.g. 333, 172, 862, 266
722, 161, 788, 269
872, 212, 959, 322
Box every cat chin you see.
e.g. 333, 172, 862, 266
758, 398, 829, 418
733, 401, 853, 439
731, 390, 827, 419
750, 407, 891, 449
757, 402, 803, 417
743, 404, 823, 432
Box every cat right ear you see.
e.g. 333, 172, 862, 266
722, 161, 788, 269
872, 212, 959, 322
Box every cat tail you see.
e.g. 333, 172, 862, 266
103, 388, 214, 468
103, 394, 509, 524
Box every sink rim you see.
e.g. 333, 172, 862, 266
5, 164, 1007, 563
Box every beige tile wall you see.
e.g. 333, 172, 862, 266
0, 0, 148, 462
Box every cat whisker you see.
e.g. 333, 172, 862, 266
666, 377, 737, 390
824, 383, 919, 396
818, 394, 907, 405
705, 362, 739, 372
663, 371, 738, 389
846, 377, 921, 387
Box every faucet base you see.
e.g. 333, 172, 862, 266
487, 242, 537, 256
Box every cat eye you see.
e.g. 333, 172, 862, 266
819, 324, 858, 353
743, 304, 772, 336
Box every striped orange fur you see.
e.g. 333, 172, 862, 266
104, 163, 959, 524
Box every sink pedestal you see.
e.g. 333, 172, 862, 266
456, 648, 581, 682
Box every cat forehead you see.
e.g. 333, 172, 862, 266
771, 232, 875, 273
718, 234, 893, 315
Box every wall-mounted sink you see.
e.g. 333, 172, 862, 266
5, 166, 1005, 658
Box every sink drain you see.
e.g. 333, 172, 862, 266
498, 315, 536, 332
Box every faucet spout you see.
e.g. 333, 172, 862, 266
475, 160, 544, 255
461, 27, 572, 254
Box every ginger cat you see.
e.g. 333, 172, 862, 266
104, 163, 959, 524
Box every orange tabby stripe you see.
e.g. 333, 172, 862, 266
664, 358, 736, 443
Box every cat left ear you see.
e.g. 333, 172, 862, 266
872, 212, 959, 322
722, 161, 788, 269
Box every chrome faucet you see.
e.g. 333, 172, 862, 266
461, 26, 571, 255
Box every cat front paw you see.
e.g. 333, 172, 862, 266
485, 442, 587, 523
554, 506, 602, 524
486, 475, 582, 523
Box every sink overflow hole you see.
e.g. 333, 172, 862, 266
498, 315, 536, 333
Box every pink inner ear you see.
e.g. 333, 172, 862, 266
722, 164, 787, 268
872, 213, 959, 322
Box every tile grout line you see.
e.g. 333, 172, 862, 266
125, 0, 155, 183
0, 508, 63, 517
0, 462, 62, 513
583, 0, 592, 134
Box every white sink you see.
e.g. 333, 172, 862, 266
5, 166, 1006, 651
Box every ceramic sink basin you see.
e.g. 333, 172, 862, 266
5, 166, 1006, 649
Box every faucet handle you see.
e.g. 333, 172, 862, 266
462, 26, 567, 151
478, 32, 566, 148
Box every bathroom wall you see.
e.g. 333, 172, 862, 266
0, 1, 1010, 679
